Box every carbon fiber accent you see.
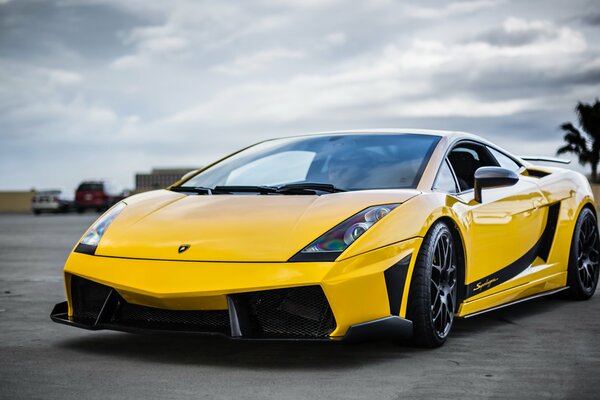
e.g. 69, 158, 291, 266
245, 286, 336, 338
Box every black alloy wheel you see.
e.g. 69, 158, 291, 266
408, 221, 458, 347
567, 207, 600, 300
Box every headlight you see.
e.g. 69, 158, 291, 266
75, 202, 126, 255
289, 204, 400, 262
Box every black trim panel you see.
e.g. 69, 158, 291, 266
342, 316, 413, 342
461, 287, 568, 318
74, 243, 97, 255
288, 251, 340, 262
537, 203, 560, 262
465, 202, 561, 298
383, 255, 411, 316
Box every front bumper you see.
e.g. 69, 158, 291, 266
51, 238, 420, 341
50, 304, 412, 342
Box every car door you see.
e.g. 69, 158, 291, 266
445, 141, 548, 299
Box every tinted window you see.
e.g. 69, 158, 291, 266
448, 143, 497, 191
183, 134, 441, 191
488, 147, 521, 172
433, 159, 458, 193
77, 183, 103, 191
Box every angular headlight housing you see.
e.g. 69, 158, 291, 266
75, 202, 127, 255
289, 204, 400, 262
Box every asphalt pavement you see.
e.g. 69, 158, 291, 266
0, 213, 599, 400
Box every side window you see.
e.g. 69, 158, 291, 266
433, 159, 458, 193
447, 143, 497, 191
487, 147, 521, 172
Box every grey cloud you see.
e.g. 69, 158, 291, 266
475, 28, 551, 46
582, 13, 600, 26
0, 0, 599, 191
0, 1, 147, 63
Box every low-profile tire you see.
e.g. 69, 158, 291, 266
566, 207, 599, 300
407, 221, 458, 348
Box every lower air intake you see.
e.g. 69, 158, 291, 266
71, 274, 112, 321
245, 286, 336, 338
69, 275, 230, 334
114, 303, 230, 333
68, 275, 335, 338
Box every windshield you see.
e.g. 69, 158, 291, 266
77, 183, 103, 192
181, 134, 440, 191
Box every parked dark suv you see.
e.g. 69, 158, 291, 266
75, 181, 124, 213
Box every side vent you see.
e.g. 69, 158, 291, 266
384, 255, 411, 316
524, 168, 552, 178
537, 202, 561, 262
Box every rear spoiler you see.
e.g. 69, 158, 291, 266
519, 156, 571, 165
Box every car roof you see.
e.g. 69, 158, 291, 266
279, 128, 481, 142
78, 181, 104, 185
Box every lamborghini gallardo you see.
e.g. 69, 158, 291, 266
51, 130, 599, 347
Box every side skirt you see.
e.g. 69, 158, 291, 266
459, 286, 568, 319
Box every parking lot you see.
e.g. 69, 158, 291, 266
0, 213, 599, 400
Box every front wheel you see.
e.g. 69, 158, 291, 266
407, 221, 458, 348
566, 208, 599, 300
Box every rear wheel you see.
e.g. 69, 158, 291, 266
566, 208, 599, 300
407, 221, 457, 347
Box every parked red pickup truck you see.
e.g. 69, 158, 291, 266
74, 181, 125, 213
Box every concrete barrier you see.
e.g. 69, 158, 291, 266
0, 191, 35, 213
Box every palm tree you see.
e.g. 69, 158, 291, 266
557, 99, 600, 182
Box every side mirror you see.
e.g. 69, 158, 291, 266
473, 167, 519, 203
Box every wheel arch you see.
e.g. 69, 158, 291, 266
435, 216, 467, 307
408, 215, 468, 311
582, 201, 597, 217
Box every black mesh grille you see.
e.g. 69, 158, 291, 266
69, 275, 230, 333
69, 276, 334, 338
113, 303, 230, 333
246, 286, 336, 338
71, 275, 112, 321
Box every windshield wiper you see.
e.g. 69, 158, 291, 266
172, 183, 346, 196
212, 185, 278, 195
275, 183, 346, 194
170, 186, 213, 195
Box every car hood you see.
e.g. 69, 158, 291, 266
95, 189, 420, 262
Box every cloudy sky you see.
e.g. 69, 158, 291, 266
1, 0, 599, 192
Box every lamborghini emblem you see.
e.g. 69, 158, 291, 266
178, 244, 191, 254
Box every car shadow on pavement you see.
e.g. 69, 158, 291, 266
55, 296, 567, 369
57, 332, 430, 370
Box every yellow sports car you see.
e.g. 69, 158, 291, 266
51, 130, 599, 347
